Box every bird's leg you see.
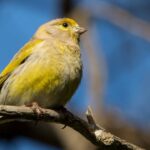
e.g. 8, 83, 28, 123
25, 102, 45, 116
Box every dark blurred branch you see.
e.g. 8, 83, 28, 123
0, 105, 144, 150
61, 0, 74, 16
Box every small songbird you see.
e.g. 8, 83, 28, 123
0, 18, 86, 111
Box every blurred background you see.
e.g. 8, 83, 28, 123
0, 0, 150, 149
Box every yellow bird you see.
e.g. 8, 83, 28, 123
0, 18, 86, 111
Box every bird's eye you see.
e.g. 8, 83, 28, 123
62, 22, 68, 28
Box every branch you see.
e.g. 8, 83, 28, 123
95, 2, 150, 42
72, 2, 150, 42
0, 105, 144, 150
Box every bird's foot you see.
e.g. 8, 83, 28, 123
25, 102, 45, 116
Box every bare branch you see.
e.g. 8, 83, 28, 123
89, 2, 150, 42
0, 105, 144, 150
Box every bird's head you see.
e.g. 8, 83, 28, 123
34, 18, 87, 44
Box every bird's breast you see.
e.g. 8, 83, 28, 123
28, 41, 83, 106
0, 40, 82, 107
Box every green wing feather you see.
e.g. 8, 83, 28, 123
0, 38, 43, 90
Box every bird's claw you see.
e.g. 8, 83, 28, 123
25, 102, 45, 116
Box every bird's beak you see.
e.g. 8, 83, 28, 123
74, 26, 87, 35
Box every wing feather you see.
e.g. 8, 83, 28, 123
0, 38, 43, 90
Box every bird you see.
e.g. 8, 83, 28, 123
0, 18, 86, 112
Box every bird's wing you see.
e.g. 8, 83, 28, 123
0, 38, 43, 90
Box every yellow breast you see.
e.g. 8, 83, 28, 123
0, 39, 82, 108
